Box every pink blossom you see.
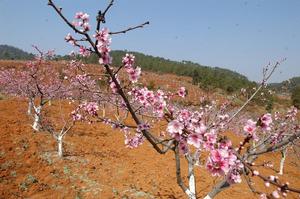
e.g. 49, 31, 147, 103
259, 193, 267, 199
253, 170, 259, 176
73, 12, 90, 32
79, 46, 91, 57
187, 133, 202, 148
259, 113, 272, 131
94, 28, 112, 64
203, 131, 217, 150
99, 53, 112, 65
179, 141, 189, 154
219, 139, 232, 150
75, 12, 84, 19
227, 168, 242, 184
272, 190, 280, 198
194, 123, 206, 134
137, 123, 150, 132
264, 181, 270, 187
109, 80, 118, 93
125, 133, 144, 148
71, 111, 82, 121
243, 119, 257, 134
93, 28, 111, 46
65, 33, 76, 45
81, 102, 98, 116
81, 13, 89, 21
167, 120, 184, 135
269, 175, 275, 181
177, 87, 187, 98
122, 53, 135, 68
207, 149, 230, 176
128, 67, 141, 83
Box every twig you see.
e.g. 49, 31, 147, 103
109, 21, 150, 35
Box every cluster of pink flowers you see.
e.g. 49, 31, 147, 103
124, 132, 145, 148
81, 102, 99, 116
243, 119, 258, 140
259, 175, 289, 198
122, 54, 141, 83
167, 109, 207, 152
286, 106, 298, 120
73, 12, 90, 32
137, 123, 150, 132
206, 148, 239, 177
72, 102, 99, 121
177, 87, 187, 98
206, 136, 242, 181
109, 75, 120, 94
65, 33, 76, 46
259, 113, 272, 131
165, 106, 245, 183
94, 28, 112, 65
79, 46, 91, 57
128, 87, 167, 117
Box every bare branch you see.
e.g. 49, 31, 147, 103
109, 21, 150, 35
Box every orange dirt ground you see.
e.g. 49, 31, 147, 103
0, 100, 300, 199
0, 61, 299, 198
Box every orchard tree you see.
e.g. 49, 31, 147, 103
291, 86, 300, 108
44, 0, 300, 198
0, 48, 69, 131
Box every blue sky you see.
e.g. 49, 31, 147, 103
0, 0, 299, 83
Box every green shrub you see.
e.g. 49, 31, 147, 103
291, 86, 300, 108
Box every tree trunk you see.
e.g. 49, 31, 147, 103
57, 136, 63, 158
32, 106, 41, 131
27, 100, 33, 115
279, 148, 287, 175
188, 158, 196, 199
204, 179, 230, 199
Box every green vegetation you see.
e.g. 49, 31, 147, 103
0, 45, 34, 60
269, 76, 300, 93
0, 45, 266, 93
291, 86, 300, 108
77, 50, 255, 92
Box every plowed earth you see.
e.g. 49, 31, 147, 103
0, 60, 299, 199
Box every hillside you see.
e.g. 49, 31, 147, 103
77, 50, 255, 93
0, 45, 255, 92
269, 76, 300, 93
0, 45, 34, 60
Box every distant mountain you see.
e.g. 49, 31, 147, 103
1, 45, 255, 92
77, 50, 255, 92
269, 76, 300, 93
0, 45, 34, 60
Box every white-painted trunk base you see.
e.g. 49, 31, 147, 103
279, 149, 287, 175
32, 106, 41, 131
57, 136, 63, 157
27, 101, 33, 115
203, 195, 212, 199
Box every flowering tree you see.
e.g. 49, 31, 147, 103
0, 48, 69, 131
40, 104, 75, 158
40, 0, 300, 198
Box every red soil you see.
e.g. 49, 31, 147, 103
0, 60, 299, 198
0, 99, 300, 199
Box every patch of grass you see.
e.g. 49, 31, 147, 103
19, 174, 38, 191
19, 182, 28, 191
63, 166, 71, 175
0, 151, 5, 158
0, 161, 12, 170
26, 174, 38, 184
10, 171, 17, 177
40, 152, 53, 165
